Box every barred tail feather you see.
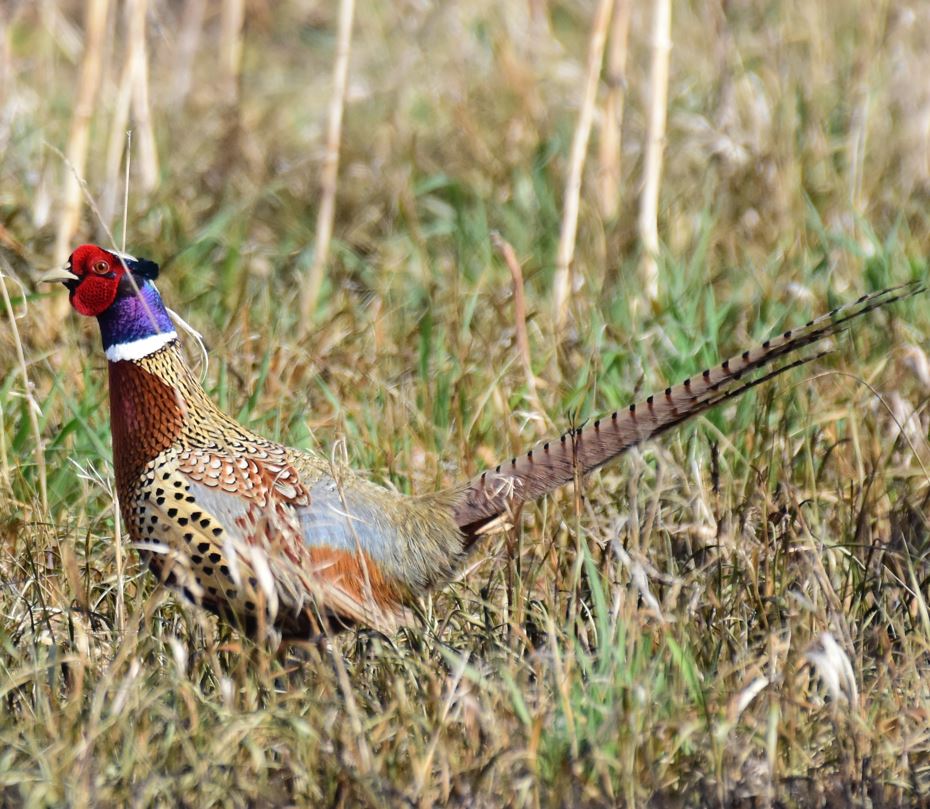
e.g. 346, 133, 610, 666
451, 283, 922, 536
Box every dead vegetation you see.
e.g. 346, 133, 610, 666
1, 1, 930, 805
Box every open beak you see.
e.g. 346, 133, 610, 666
39, 266, 79, 285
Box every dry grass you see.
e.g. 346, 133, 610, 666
2, 1, 930, 806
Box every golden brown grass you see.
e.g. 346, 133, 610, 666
1, 2, 930, 806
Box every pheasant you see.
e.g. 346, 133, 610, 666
42, 244, 918, 638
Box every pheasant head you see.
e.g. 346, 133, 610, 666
42, 244, 177, 361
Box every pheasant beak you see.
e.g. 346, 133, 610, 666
39, 266, 80, 285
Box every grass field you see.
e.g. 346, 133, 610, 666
2, 2, 930, 806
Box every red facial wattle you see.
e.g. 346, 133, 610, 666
71, 274, 120, 316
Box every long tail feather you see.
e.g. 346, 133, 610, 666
451, 282, 922, 536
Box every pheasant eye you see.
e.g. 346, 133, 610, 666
92, 260, 110, 275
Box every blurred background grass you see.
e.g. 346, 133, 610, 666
1, 1, 930, 806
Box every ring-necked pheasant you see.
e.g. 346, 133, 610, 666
42, 245, 919, 638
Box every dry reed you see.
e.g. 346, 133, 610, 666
53, 0, 109, 265
300, 0, 356, 323
597, 0, 632, 221
552, 0, 613, 331
638, 0, 671, 304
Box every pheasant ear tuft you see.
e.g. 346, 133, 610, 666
133, 257, 160, 280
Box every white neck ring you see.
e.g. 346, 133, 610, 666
105, 331, 178, 362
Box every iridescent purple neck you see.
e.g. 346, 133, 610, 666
99, 281, 178, 361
